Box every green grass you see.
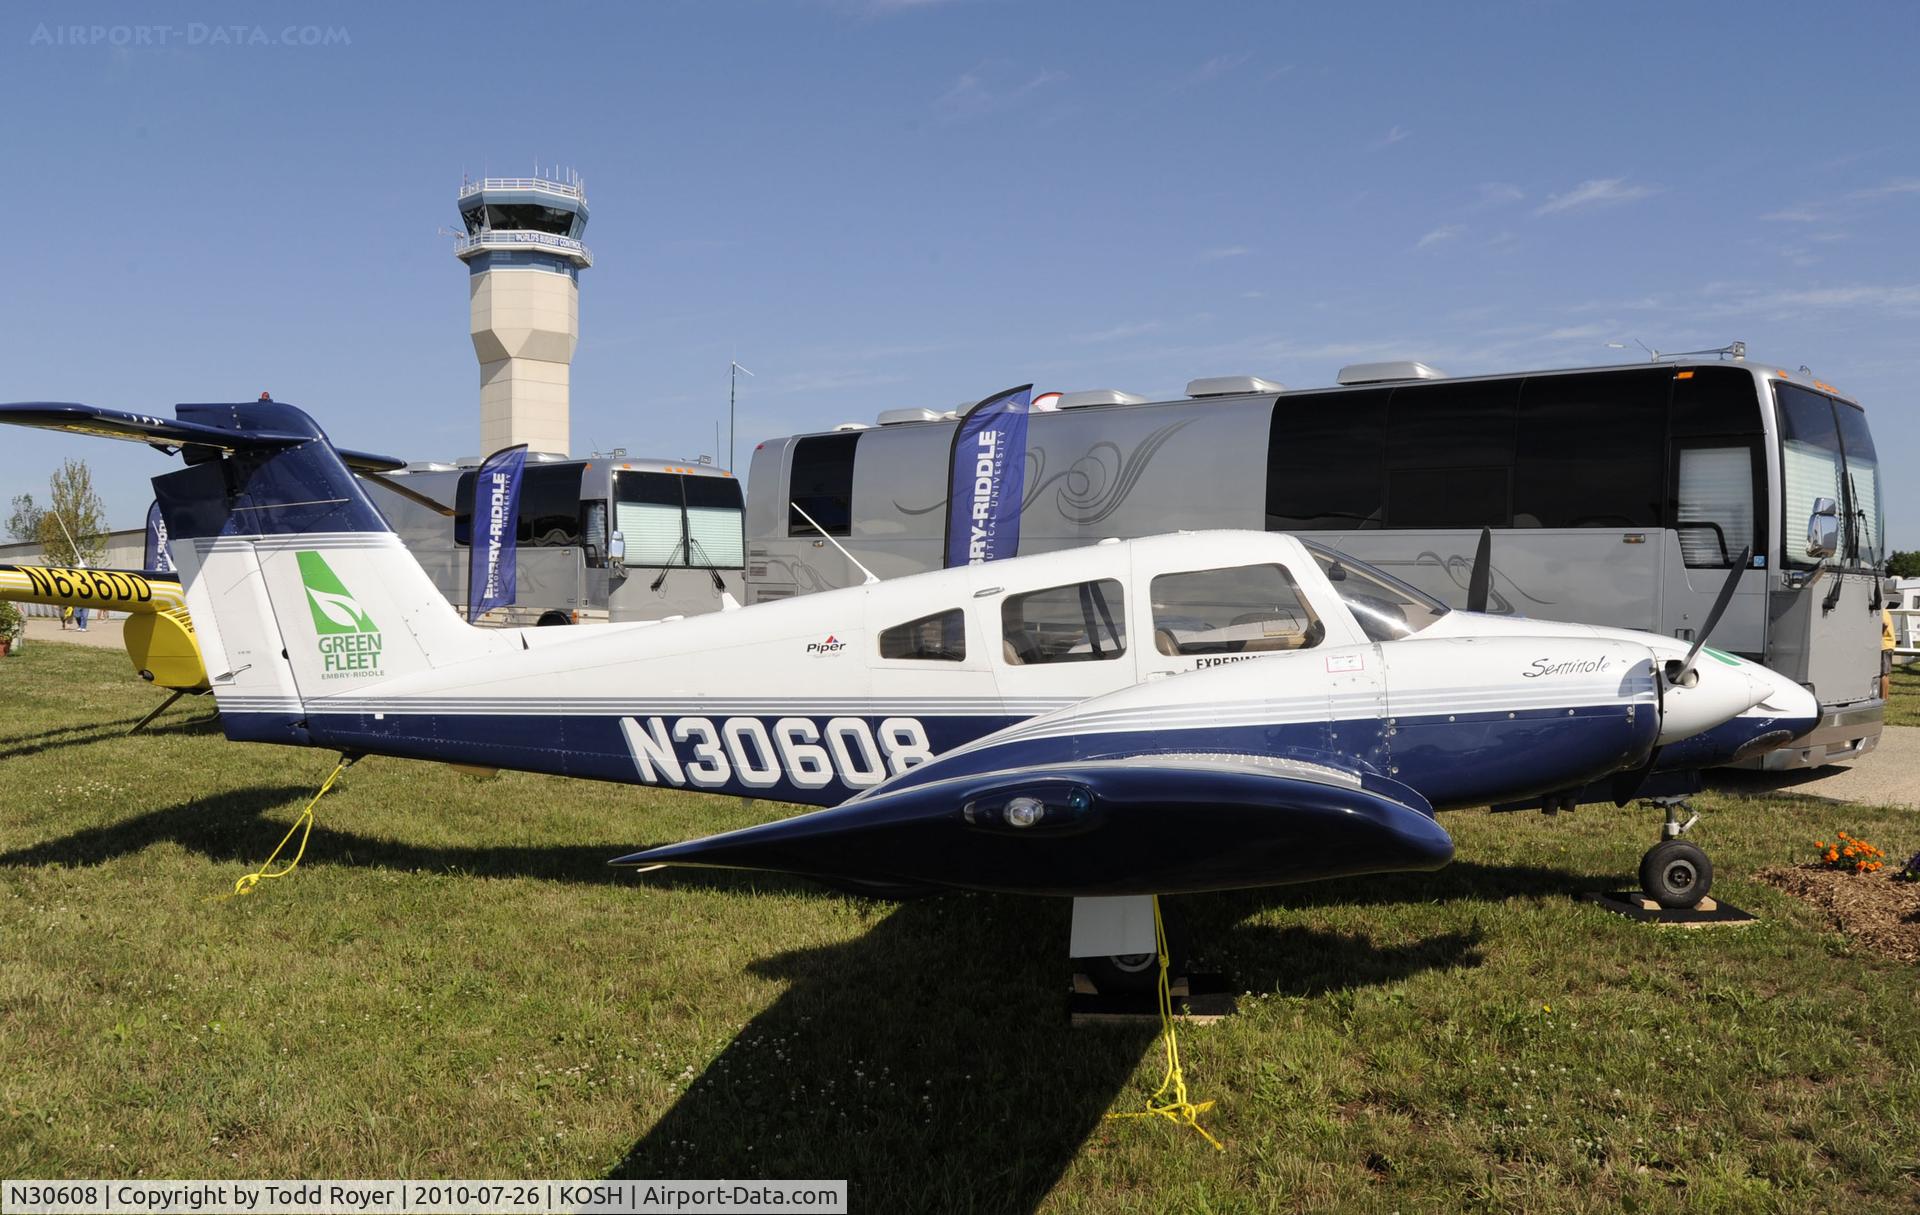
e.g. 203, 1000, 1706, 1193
3, 644, 1918, 1213
1887, 661, 1920, 727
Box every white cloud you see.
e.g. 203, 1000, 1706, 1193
1073, 320, 1164, 344
1192, 52, 1250, 83
1846, 178, 1920, 202
1416, 224, 1464, 249
1534, 177, 1661, 215
1541, 323, 1611, 341
1474, 182, 1525, 208
1199, 245, 1251, 261
935, 62, 1066, 121
1373, 124, 1411, 148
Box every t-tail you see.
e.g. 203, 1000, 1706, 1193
0, 399, 515, 745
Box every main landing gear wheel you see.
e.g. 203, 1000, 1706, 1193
1639, 839, 1713, 909
1083, 905, 1190, 995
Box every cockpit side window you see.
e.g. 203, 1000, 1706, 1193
1001, 579, 1127, 665
879, 608, 967, 662
1150, 564, 1323, 656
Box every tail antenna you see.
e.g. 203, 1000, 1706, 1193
790, 503, 880, 586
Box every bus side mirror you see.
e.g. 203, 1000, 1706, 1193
1805, 497, 1839, 559
609, 530, 626, 565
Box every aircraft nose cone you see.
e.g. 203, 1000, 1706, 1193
1656, 660, 1773, 745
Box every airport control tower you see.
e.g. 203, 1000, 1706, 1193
454, 172, 593, 456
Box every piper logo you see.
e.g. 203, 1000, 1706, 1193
806, 634, 847, 655
297, 550, 384, 678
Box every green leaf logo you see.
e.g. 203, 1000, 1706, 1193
296, 550, 377, 635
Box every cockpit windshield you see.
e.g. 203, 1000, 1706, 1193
1304, 541, 1452, 642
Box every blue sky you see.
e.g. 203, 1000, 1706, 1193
2, 0, 1916, 544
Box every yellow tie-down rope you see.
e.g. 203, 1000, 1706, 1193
1106, 895, 1224, 1150
217, 756, 356, 900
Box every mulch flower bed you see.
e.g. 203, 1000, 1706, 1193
1757, 866, 1920, 963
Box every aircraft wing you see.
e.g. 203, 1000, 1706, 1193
613, 752, 1453, 898
0, 402, 405, 473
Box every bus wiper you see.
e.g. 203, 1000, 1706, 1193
1842, 472, 1861, 564
648, 537, 690, 591
686, 537, 728, 593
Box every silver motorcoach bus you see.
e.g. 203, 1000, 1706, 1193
364, 455, 744, 625
744, 358, 1886, 768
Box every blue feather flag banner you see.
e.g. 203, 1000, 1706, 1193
142, 500, 175, 573
943, 384, 1032, 567
467, 444, 527, 620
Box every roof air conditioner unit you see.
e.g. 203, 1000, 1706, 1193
1056, 389, 1151, 409
1336, 361, 1447, 385
876, 407, 945, 426
1186, 376, 1285, 398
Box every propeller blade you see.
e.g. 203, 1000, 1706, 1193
1676, 545, 1752, 681
1466, 528, 1492, 613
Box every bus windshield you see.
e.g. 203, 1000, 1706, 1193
1303, 541, 1452, 641
1775, 383, 1882, 569
615, 471, 745, 569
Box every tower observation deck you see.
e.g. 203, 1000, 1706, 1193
455, 172, 593, 457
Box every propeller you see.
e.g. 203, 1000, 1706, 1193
1614, 544, 1752, 805
1465, 528, 1492, 613
1670, 545, 1752, 687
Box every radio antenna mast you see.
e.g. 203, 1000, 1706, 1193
729, 360, 754, 473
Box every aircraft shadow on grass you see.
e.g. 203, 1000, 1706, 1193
0, 708, 221, 760
0, 781, 827, 896
604, 897, 1484, 1212
0, 775, 1622, 910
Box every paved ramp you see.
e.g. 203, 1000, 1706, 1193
1711, 724, 1920, 810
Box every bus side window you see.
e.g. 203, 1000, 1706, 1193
581, 500, 609, 567
879, 608, 967, 661
1670, 365, 1765, 568
1151, 564, 1323, 655
1513, 370, 1665, 528
1265, 389, 1388, 530
521, 465, 587, 548
1384, 380, 1517, 528
1001, 579, 1127, 664
453, 471, 476, 545
1672, 445, 1757, 568
789, 432, 860, 537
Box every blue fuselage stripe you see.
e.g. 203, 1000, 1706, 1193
218, 702, 1658, 811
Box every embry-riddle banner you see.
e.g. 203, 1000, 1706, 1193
467, 444, 527, 621
943, 384, 1031, 568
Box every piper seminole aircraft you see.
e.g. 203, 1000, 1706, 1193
0, 399, 1817, 955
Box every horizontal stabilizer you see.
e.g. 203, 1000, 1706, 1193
0, 402, 404, 472
615, 753, 1454, 897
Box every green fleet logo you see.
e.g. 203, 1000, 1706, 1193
297, 550, 384, 679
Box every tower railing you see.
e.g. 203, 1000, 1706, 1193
458, 176, 586, 202
454, 229, 593, 265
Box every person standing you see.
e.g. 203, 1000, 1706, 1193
72, 555, 89, 632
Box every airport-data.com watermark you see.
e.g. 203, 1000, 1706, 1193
28, 23, 351, 49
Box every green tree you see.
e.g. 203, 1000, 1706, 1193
1889, 550, 1920, 579
6, 492, 42, 543
34, 459, 108, 568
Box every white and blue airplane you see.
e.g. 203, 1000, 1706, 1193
0, 398, 1818, 968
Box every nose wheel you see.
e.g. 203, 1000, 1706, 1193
1638, 799, 1713, 909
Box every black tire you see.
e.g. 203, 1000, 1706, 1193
1639, 840, 1713, 909
536, 611, 573, 627
1081, 906, 1189, 995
